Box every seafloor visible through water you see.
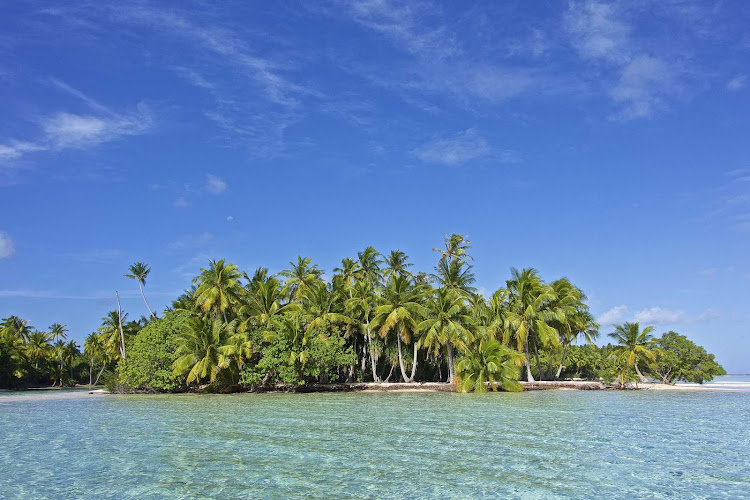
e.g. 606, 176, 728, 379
1, 378, 749, 498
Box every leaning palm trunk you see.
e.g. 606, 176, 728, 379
555, 344, 570, 380
524, 338, 535, 382
446, 342, 455, 383
408, 342, 418, 382
396, 335, 410, 382
94, 363, 106, 386
634, 362, 646, 388
89, 358, 93, 387
366, 326, 380, 382
138, 281, 156, 319
116, 291, 126, 360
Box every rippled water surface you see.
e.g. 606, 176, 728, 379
1, 385, 749, 498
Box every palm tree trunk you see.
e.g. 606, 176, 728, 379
94, 363, 106, 385
635, 362, 646, 382
366, 320, 379, 382
116, 291, 126, 359
89, 358, 93, 387
383, 363, 395, 383
138, 281, 156, 319
446, 342, 455, 384
555, 344, 570, 380
60, 351, 64, 386
396, 335, 409, 382
524, 338, 535, 382
360, 337, 367, 374
408, 341, 418, 382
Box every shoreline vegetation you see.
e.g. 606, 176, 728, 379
1, 234, 725, 394
3, 379, 746, 397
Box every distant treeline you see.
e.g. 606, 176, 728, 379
0, 235, 725, 392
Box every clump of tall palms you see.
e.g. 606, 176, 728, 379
19, 234, 706, 393
456, 338, 525, 393
608, 322, 658, 388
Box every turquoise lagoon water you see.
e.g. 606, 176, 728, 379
1, 381, 749, 498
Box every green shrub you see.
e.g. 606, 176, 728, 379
118, 311, 191, 391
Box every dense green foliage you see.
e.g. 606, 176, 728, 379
118, 311, 191, 391
652, 331, 726, 384
0, 234, 727, 392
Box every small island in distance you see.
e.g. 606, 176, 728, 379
0, 234, 725, 394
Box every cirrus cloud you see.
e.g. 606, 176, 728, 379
0, 232, 14, 259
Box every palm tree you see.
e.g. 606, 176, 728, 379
193, 259, 245, 321
345, 279, 380, 381
240, 276, 297, 328
548, 279, 599, 379
356, 246, 383, 287
300, 282, 350, 335
503, 268, 559, 382
418, 288, 474, 383
1, 316, 34, 343
64, 340, 79, 380
455, 339, 524, 393
332, 257, 359, 297
278, 256, 323, 302
124, 262, 156, 319
384, 250, 413, 278
26, 331, 52, 369
219, 327, 254, 372
84, 332, 106, 386
433, 234, 472, 263
173, 317, 238, 385
98, 311, 127, 363
433, 259, 477, 297
609, 322, 657, 387
372, 275, 425, 382
49, 323, 67, 386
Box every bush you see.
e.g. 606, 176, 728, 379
118, 311, 191, 391
240, 327, 355, 387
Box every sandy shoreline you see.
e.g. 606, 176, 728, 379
3, 381, 747, 398
640, 382, 750, 391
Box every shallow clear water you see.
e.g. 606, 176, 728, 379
1, 384, 749, 499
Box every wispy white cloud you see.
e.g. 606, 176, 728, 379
597, 305, 627, 325
0, 288, 179, 300
332, 0, 566, 107
633, 307, 686, 324
173, 196, 189, 209
165, 232, 214, 253
564, 0, 688, 120
414, 129, 488, 165
0, 232, 15, 259
108, 5, 313, 107
610, 56, 681, 120
727, 74, 747, 91
41, 108, 151, 149
0, 141, 45, 163
205, 174, 227, 194
413, 129, 520, 166
47, 77, 118, 116
597, 304, 719, 326
703, 169, 750, 232
0, 79, 152, 165
565, 1, 630, 63
170, 66, 215, 89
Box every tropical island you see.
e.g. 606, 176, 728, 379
0, 235, 725, 394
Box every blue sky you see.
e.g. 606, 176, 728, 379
1, 1, 749, 372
